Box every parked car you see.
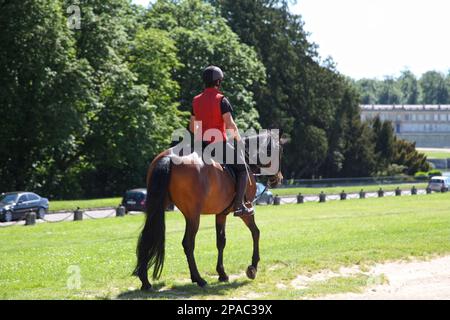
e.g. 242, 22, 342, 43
255, 183, 274, 205
427, 176, 450, 192
0, 192, 49, 222
122, 189, 147, 213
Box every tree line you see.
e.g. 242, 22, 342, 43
354, 70, 450, 105
0, 0, 429, 199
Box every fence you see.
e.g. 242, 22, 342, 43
270, 185, 443, 206
0, 204, 176, 228
279, 175, 427, 189
0, 206, 124, 228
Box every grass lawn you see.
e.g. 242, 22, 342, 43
49, 198, 122, 212
421, 150, 450, 160
273, 183, 428, 197
1, 193, 449, 300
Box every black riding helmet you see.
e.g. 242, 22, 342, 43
203, 66, 224, 86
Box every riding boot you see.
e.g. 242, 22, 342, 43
234, 171, 254, 217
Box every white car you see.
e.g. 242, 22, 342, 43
427, 176, 450, 192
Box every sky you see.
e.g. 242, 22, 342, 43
132, 0, 450, 80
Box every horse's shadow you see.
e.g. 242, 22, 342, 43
117, 279, 251, 300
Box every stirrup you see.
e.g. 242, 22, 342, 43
234, 205, 254, 217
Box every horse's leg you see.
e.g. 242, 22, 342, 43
182, 214, 207, 287
215, 214, 229, 282
240, 214, 260, 280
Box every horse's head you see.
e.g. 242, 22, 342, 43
243, 130, 284, 188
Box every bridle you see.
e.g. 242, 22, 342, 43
241, 132, 283, 203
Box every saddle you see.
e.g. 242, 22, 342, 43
221, 164, 237, 183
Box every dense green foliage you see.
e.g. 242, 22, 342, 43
355, 70, 450, 105
0, 0, 430, 199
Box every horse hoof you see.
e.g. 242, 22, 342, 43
140, 283, 152, 291
246, 266, 257, 280
195, 279, 208, 288
219, 275, 229, 282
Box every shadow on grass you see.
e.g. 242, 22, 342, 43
117, 279, 251, 300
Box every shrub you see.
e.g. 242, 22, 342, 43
414, 172, 429, 180
428, 169, 443, 177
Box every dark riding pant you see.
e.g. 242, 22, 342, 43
201, 141, 247, 173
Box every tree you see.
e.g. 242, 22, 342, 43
70, 0, 185, 198
398, 70, 419, 104
145, 0, 266, 130
354, 79, 379, 104
377, 77, 401, 105
0, 0, 91, 195
214, 0, 370, 179
393, 139, 430, 176
419, 71, 449, 104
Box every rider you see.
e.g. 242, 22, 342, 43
189, 66, 254, 217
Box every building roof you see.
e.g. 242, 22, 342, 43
361, 105, 450, 111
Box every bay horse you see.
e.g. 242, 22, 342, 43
133, 131, 283, 290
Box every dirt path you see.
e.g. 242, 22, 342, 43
318, 256, 450, 300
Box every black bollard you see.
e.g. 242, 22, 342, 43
273, 196, 281, 205
395, 187, 402, 196
74, 208, 83, 221
25, 211, 36, 226
297, 193, 304, 204
116, 205, 126, 217
340, 191, 347, 200
319, 192, 326, 203
359, 190, 366, 199
378, 188, 384, 198
411, 186, 417, 195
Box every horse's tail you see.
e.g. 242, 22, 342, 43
133, 156, 171, 280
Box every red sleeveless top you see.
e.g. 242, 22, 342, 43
192, 87, 227, 143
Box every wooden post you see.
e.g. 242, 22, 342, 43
359, 190, 366, 199
319, 192, 326, 203
74, 208, 83, 221
25, 211, 36, 226
273, 196, 281, 206
116, 205, 126, 217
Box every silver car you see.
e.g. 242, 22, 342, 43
427, 176, 450, 192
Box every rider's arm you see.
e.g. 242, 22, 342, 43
223, 112, 241, 141
221, 97, 241, 141
189, 115, 196, 134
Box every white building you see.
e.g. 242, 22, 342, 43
360, 105, 450, 148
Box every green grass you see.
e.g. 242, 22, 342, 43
1, 193, 449, 300
422, 150, 450, 160
273, 183, 428, 196
48, 198, 122, 212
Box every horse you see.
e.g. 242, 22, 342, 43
132, 131, 283, 290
